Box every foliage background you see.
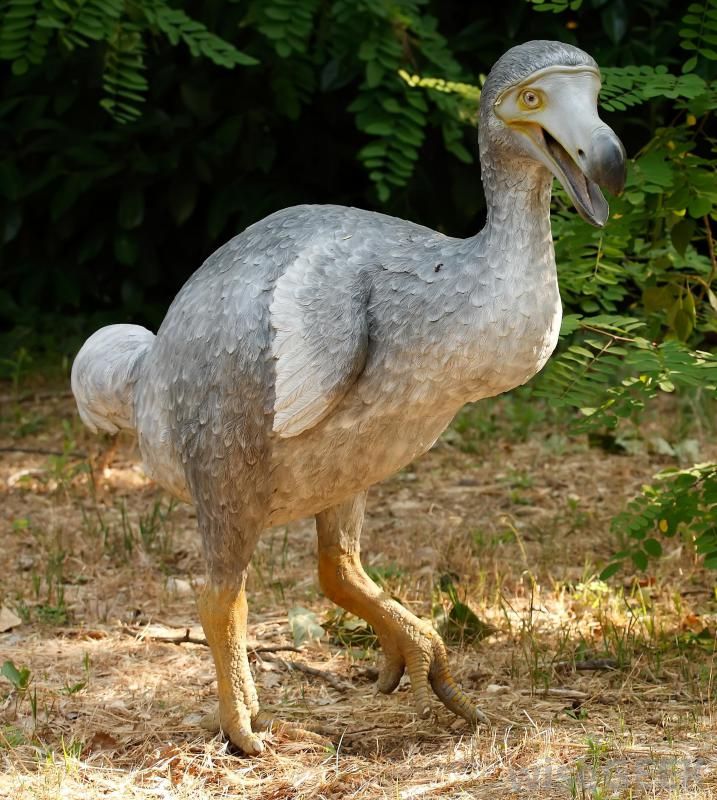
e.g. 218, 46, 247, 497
0, 0, 700, 347
2, 0, 717, 573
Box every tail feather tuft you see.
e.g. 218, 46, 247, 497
71, 324, 155, 434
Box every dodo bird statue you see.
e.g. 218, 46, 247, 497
72, 41, 626, 754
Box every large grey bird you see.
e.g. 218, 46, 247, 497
72, 41, 625, 755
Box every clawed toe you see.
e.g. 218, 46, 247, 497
201, 705, 332, 751
253, 711, 332, 748
199, 706, 263, 754
377, 624, 489, 727
223, 720, 265, 756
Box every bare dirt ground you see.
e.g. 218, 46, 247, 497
1, 386, 716, 799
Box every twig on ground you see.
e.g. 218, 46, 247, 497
129, 625, 209, 646
125, 623, 349, 690
554, 658, 620, 671
256, 652, 354, 692
249, 644, 304, 655
126, 623, 303, 654
521, 687, 589, 700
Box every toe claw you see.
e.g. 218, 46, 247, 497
240, 733, 264, 756
201, 708, 265, 755
474, 708, 490, 726
223, 719, 264, 755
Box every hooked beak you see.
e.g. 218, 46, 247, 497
538, 118, 626, 227
495, 67, 627, 227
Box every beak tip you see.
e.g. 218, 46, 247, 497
590, 129, 627, 198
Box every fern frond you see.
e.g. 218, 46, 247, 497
254, 0, 319, 58
52, 0, 123, 51
551, 204, 635, 314
600, 65, 707, 111
0, 0, 53, 73
680, 0, 717, 72
350, 87, 428, 202
536, 328, 717, 432
100, 21, 147, 124
143, 1, 258, 68
337, 0, 467, 199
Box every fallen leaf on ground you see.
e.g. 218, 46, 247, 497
83, 731, 120, 753
0, 607, 22, 632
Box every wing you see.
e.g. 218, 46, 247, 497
270, 250, 369, 438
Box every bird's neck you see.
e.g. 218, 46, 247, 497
478, 156, 555, 269
435, 155, 562, 405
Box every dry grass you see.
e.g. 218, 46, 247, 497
1, 387, 716, 799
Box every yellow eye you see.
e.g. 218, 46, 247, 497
521, 89, 540, 109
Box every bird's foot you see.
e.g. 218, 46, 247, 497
201, 707, 332, 750
316, 541, 487, 727
376, 618, 489, 727
200, 705, 264, 755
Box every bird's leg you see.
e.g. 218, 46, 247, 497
197, 577, 264, 755
198, 578, 331, 753
316, 493, 487, 726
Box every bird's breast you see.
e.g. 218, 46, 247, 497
375, 249, 562, 409
457, 280, 563, 403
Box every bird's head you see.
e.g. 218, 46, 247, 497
480, 40, 626, 227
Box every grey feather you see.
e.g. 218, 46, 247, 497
71, 324, 154, 434
271, 248, 370, 437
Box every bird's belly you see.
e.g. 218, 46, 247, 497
266, 406, 455, 525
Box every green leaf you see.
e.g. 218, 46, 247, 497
1, 660, 30, 690
287, 606, 325, 648
708, 289, 717, 313
668, 293, 696, 341
688, 194, 713, 218
366, 60, 384, 88
440, 600, 496, 645
631, 550, 649, 571
114, 232, 138, 266
599, 562, 621, 581
643, 286, 676, 313
363, 121, 394, 136
559, 314, 583, 335
671, 218, 695, 255
643, 538, 663, 557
